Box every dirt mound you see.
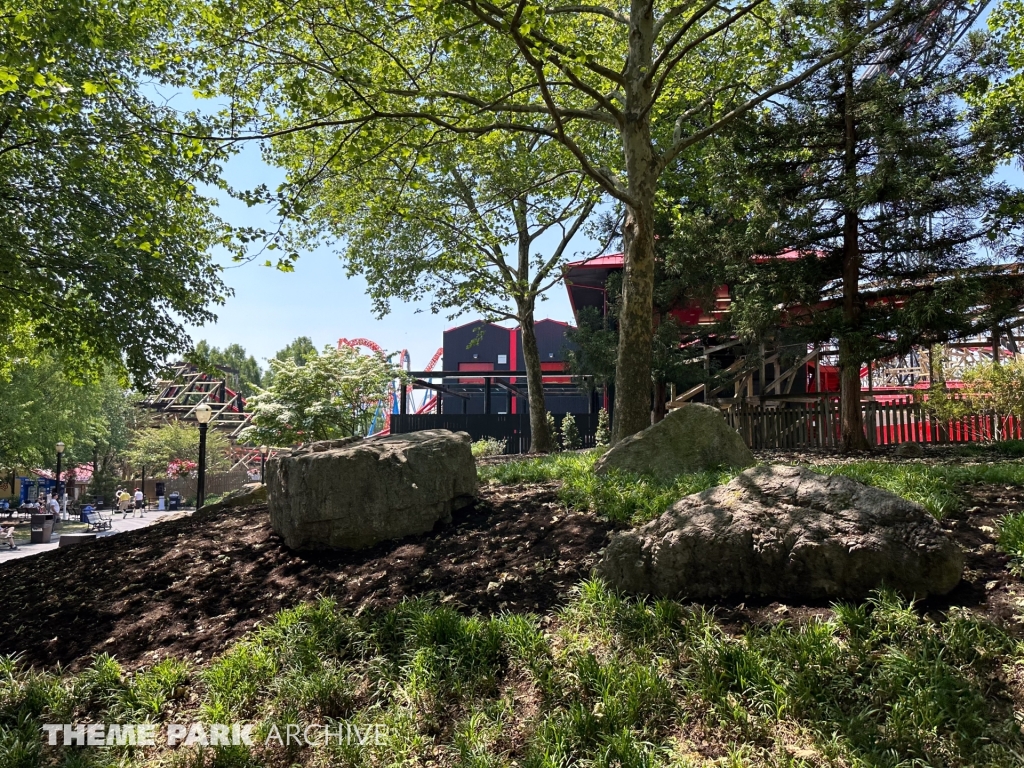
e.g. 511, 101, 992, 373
0, 484, 615, 671
0, 478, 1019, 673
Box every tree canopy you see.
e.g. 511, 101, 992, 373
125, 420, 231, 477
1, 0, 231, 378
169, 0, 912, 441
190, 341, 263, 396
240, 345, 406, 446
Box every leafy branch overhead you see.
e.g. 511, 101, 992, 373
0, 0, 235, 380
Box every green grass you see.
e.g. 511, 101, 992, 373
1, 587, 1021, 767
482, 450, 1024, 521
479, 451, 735, 524
818, 462, 1024, 519
998, 511, 1024, 575
952, 440, 1024, 458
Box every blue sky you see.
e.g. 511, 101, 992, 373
187, 144, 592, 370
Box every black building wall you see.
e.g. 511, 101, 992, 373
440, 319, 589, 415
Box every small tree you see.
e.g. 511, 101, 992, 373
545, 412, 559, 452
932, 360, 1024, 421
240, 345, 406, 446
595, 409, 611, 447
561, 414, 581, 451
126, 421, 231, 476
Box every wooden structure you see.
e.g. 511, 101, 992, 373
725, 396, 1024, 450
139, 362, 252, 439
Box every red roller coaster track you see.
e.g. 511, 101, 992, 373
337, 338, 443, 433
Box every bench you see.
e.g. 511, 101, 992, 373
85, 512, 112, 532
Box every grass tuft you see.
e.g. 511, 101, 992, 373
998, 510, 1024, 574
0, 587, 1021, 767
483, 450, 1024, 521
479, 451, 735, 524
818, 461, 1024, 518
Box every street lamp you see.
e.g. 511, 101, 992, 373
55, 441, 65, 512
259, 445, 269, 485
195, 403, 213, 509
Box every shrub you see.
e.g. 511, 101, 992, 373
560, 414, 581, 450
998, 511, 1024, 573
471, 437, 507, 458
595, 407, 611, 446
545, 412, 558, 449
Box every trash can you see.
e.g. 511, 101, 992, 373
80, 504, 94, 523
30, 513, 54, 544
168, 492, 180, 511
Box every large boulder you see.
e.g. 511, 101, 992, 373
267, 430, 477, 550
594, 403, 755, 481
597, 464, 963, 601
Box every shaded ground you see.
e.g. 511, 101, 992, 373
0, 484, 615, 671
0, 469, 1021, 672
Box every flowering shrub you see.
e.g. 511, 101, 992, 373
166, 459, 197, 478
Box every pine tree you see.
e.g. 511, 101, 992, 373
721, 1, 1023, 450
561, 414, 581, 451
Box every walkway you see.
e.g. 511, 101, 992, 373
0, 508, 195, 564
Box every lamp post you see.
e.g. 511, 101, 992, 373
259, 445, 269, 485
195, 403, 213, 509
55, 441, 65, 514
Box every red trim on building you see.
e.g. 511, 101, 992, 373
457, 361, 494, 384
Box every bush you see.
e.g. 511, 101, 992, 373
595, 407, 611, 446
560, 414, 581, 450
545, 412, 558, 448
471, 437, 507, 458
998, 511, 1024, 573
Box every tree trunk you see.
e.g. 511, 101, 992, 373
652, 379, 667, 423
839, 50, 870, 452
520, 304, 555, 453
612, 1, 657, 442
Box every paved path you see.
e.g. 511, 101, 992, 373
0, 508, 196, 564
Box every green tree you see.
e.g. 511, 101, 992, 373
975, 1, 1024, 158
1, 0, 231, 378
239, 345, 406, 445
0, 343, 129, 491
722, 1, 1022, 450
190, 341, 263, 396
264, 337, 318, 387
126, 421, 231, 476
172, 0, 903, 441
305, 133, 600, 453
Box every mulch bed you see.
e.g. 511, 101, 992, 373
0, 474, 1021, 672
0, 484, 615, 671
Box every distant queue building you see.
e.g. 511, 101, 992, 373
439, 319, 592, 414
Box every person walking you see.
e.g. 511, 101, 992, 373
118, 488, 132, 518
134, 487, 144, 515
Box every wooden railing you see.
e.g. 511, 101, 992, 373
724, 397, 1024, 450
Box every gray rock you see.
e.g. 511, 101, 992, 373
288, 437, 363, 455
267, 429, 477, 550
594, 403, 755, 482
198, 482, 267, 515
597, 465, 963, 602
894, 442, 925, 458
